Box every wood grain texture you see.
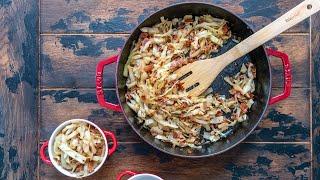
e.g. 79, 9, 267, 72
37, 0, 314, 179
311, 12, 320, 179
40, 88, 309, 143
40, 89, 140, 142
248, 88, 310, 142
39, 142, 311, 179
41, 35, 309, 88
40, 0, 309, 33
0, 0, 38, 179
40, 35, 127, 88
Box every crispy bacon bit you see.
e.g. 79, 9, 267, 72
248, 93, 254, 98
240, 103, 248, 113
187, 58, 196, 63
179, 102, 188, 109
176, 82, 185, 91
216, 110, 223, 116
165, 36, 171, 43
178, 22, 185, 29
184, 18, 193, 23
88, 161, 95, 173
173, 131, 179, 138
222, 24, 229, 34
170, 58, 188, 71
229, 89, 237, 95
172, 54, 180, 60
210, 124, 217, 129
96, 147, 103, 156
139, 32, 149, 40
141, 38, 149, 46
168, 44, 175, 50
76, 165, 84, 172
172, 34, 178, 40
184, 40, 192, 47
125, 93, 133, 100
144, 64, 153, 73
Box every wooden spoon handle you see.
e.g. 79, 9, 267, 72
220, 0, 320, 65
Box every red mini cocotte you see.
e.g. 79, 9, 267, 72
40, 119, 118, 178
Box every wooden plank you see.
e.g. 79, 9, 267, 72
247, 88, 310, 142
39, 142, 311, 179
41, 35, 309, 88
267, 35, 309, 88
40, 0, 309, 33
40, 35, 127, 88
0, 0, 38, 179
311, 12, 320, 179
40, 88, 309, 142
39, 89, 140, 142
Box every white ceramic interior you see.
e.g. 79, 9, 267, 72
48, 119, 109, 178
128, 174, 163, 180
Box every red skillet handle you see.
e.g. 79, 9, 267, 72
96, 55, 122, 112
266, 48, 292, 105
103, 130, 118, 156
117, 170, 138, 180
40, 141, 52, 165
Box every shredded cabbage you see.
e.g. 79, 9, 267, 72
124, 15, 256, 149
53, 122, 106, 177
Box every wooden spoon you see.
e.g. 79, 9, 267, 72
175, 0, 320, 96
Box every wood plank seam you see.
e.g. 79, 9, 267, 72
39, 32, 310, 36
41, 87, 117, 91
309, 16, 313, 180
38, 0, 41, 179
38, 141, 310, 144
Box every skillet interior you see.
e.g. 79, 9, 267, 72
117, 3, 271, 157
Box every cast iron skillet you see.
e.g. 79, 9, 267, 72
96, 3, 292, 157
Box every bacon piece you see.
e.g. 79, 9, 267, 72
176, 82, 185, 91
144, 64, 153, 73
141, 38, 149, 47
139, 32, 149, 40
184, 18, 193, 23
240, 103, 248, 113
88, 161, 95, 173
178, 22, 185, 29
216, 110, 223, 116
170, 58, 188, 71
184, 40, 192, 47
222, 24, 229, 34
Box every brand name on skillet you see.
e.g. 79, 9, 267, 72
285, 9, 301, 22
285, 17, 294, 22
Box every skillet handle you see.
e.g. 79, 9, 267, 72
40, 141, 52, 165
266, 48, 292, 105
117, 170, 138, 180
103, 130, 118, 156
96, 55, 122, 112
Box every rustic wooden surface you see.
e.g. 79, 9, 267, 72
0, 0, 38, 179
312, 11, 320, 179
0, 0, 319, 179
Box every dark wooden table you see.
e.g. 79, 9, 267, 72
0, 0, 320, 179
